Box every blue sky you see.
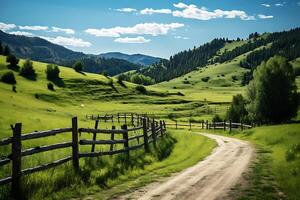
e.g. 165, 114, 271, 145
1, 0, 300, 58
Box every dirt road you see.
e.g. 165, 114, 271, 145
117, 133, 254, 200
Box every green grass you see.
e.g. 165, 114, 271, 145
210, 124, 300, 200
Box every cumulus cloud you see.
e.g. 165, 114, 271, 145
51, 27, 75, 34
114, 8, 137, 13
85, 23, 184, 37
258, 14, 274, 19
174, 36, 190, 40
261, 4, 271, 7
275, 3, 284, 6
9, 31, 34, 37
0, 22, 16, 31
19, 25, 48, 31
114, 36, 151, 43
40, 36, 91, 47
140, 8, 172, 15
172, 3, 255, 20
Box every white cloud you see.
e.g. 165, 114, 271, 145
261, 4, 271, 7
298, 2, 300, 6
114, 36, 151, 43
85, 23, 184, 37
51, 27, 75, 34
114, 8, 137, 13
174, 36, 190, 40
9, 31, 34, 37
275, 3, 284, 6
19, 25, 48, 31
172, 3, 255, 20
40, 36, 91, 47
0, 22, 16, 31
258, 14, 274, 19
140, 8, 172, 15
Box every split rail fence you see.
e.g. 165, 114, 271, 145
0, 113, 166, 197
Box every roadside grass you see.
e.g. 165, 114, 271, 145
208, 124, 300, 200
0, 129, 216, 200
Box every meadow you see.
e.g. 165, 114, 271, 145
0, 51, 299, 199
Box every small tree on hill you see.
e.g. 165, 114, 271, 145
247, 56, 299, 123
0, 41, 3, 55
226, 94, 247, 122
3, 45, 10, 56
73, 61, 83, 72
46, 64, 60, 80
6, 54, 19, 70
20, 59, 36, 79
1, 71, 16, 84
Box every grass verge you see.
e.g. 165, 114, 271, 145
208, 123, 300, 200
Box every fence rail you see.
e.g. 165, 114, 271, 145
0, 113, 166, 199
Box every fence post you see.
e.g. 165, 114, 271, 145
91, 120, 99, 152
124, 113, 127, 124
118, 113, 120, 123
111, 115, 114, 123
142, 118, 149, 153
223, 120, 226, 131
206, 120, 208, 130
229, 120, 232, 133
163, 120, 166, 133
160, 121, 163, 136
11, 123, 22, 198
131, 113, 134, 126
110, 125, 115, 152
241, 120, 243, 131
122, 124, 129, 158
189, 119, 192, 131
151, 123, 156, 146
175, 120, 178, 129
72, 117, 79, 170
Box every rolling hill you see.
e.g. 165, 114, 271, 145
0, 31, 143, 76
99, 52, 162, 66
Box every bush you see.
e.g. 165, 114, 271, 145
247, 56, 299, 123
6, 54, 19, 70
135, 85, 147, 94
101, 71, 108, 77
226, 94, 247, 122
73, 61, 83, 72
212, 114, 223, 122
1, 71, 16, 84
46, 64, 60, 80
20, 59, 36, 79
47, 82, 54, 91
182, 80, 190, 84
201, 77, 210, 82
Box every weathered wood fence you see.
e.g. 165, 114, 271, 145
0, 113, 166, 198
165, 119, 252, 132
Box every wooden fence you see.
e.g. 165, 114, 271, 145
0, 113, 166, 198
165, 119, 252, 132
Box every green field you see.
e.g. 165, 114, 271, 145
0, 49, 300, 199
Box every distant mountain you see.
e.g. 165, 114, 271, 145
0, 31, 143, 76
99, 52, 162, 66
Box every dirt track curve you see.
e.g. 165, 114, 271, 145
116, 133, 254, 200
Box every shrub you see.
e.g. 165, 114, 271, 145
12, 85, 16, 92
46, 64, 60, 80
101, 71, 108, 77
201, 77, 210, 82
183, 80, 190, 84
226, 94, 247, 122
6, 54, 19, 70
231, 75, 238, 82
1, 71, 16, 84
47, 82, 54, 91
73, 61, 83, 72
212, 114, 223, 122
135, 85, 147, 94
20, 59, 36, 79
